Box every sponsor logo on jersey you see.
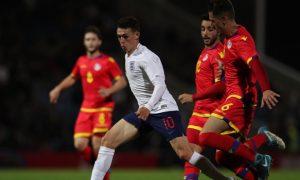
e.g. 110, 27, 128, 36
241, 36, 247, 41
80, 65, 87, 68
218, 51, 225, 59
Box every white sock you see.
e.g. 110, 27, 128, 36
188, 151, 203, 165
188, 151, 227, 179
90, 146, 115, 180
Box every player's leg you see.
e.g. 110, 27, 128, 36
199, 115, 259, 163
183, 116, 206, 180
74, 137, 92, 162
215, 150, 257, 180
91, 111, 113, 180
170, 136, 232, 180
198, 98, 274, 178
198, 98, 259, 163
92, 135, 112, 180
149, 111, 232, 180
244, 127, 286, 151
92, 111, 113, 156
74, 112, 93, 163
91, 112, 142, 180
184, 128, 201, 180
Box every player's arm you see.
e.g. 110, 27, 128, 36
237, 38, 280, 109
49, 74, 76, 104
179, 56, 225, 104
137, 57, 166, 120
187, 57, 225, 103
99, 76, 127, 98
178, 81, 225, 104
248, 57, 280, 109
192, 81, 225, 101
99, 58, 127, 97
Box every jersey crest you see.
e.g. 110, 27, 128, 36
202, 54, 208, 61
94, 63, 101, 71
129, 61, 135, 71
227, 40, 232, 49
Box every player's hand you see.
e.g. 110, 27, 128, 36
178, 93, 193, 104
49, 87, 61, 104
99, 87, 112, 98
136, 107, 150, 121
261, 89, 280, 109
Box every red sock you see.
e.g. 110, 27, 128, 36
184, 162, 200, 178
244, 134, 267, 151
216, 150, 256, 180
79, 146, 92, 163
199, 132, 255, 163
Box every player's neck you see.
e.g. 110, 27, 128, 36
127, 42, 140, 57
205, 39, 220, 49
87, 50, 100, 59
226, 20, 238, 37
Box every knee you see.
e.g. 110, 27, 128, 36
101, 134, 116, 149
74, 139, 88, 151
91, 136, 102, 152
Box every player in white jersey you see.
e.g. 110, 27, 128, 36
90, 16, 236, 180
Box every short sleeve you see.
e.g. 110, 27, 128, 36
235, 36, 258, 65
71, 59, 80, 79
108, 57, 123, 80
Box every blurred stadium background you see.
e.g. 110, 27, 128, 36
0, 0, 300, 179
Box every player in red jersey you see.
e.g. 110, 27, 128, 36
197, 0, 285, 179
179, 13, 258, 180
49, 26, 127, 180
178, 14, 225, 180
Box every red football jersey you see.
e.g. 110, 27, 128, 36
221, 25, 258, 103
71, 53, 123, 109
193, 42, 224, 114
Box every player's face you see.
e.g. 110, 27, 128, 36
117, 28, 140, 54
84, 32, 101, 53
201, 20, 218, 47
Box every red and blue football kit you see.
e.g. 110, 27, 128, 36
198, 26, 271, 175
184, 42, 224, 178
71, 53, 123, 138
211, 26, 262, 136
187, 42, 224, 141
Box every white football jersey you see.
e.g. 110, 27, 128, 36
125, 44, 178, 114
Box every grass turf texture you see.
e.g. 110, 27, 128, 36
0, 168, 299, 179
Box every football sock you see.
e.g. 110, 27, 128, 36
80, 146, 92, 162
199, 132, 255, 163
184, 162, 199, 180
216, 150, 256, 180
190, 151, 228, 180
244, 134, 267, 151
90, 146, 115, 180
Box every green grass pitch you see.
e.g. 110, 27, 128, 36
0, 168, 299, 179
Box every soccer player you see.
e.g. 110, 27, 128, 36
49, 26, 127, 180
178, 14, 225, 180
197, 0, 285, 179
90, 16, 236, 180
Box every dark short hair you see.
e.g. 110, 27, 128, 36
209, 0, 235, 19
200, 13, 210, 23
117, 16, 140, 32
84, 25, 102, 39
